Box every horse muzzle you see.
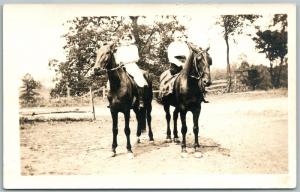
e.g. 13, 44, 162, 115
202, 78, 212, 87
205, 80, 212, 87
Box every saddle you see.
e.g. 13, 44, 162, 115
123, 68, 150, 107
158, 70, 180, 99
123, 68, 149, 88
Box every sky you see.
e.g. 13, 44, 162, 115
4, 4, 277, 89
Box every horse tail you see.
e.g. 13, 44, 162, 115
144, 72, 153, 132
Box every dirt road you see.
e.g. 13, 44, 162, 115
20, 90, 288, 175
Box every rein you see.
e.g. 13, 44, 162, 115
189, 51, 204, 80
104, 48, 126, 72
95, 64, 124, 74
106, 64, 124, 72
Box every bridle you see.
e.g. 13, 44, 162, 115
190, 51, 209, 80
98, 64, 125, 73
96, 49, 125, 73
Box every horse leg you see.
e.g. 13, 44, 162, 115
124, 110, 134, 159
173, 107, 180, 143
180, 110, 188, 157
192, 107, 202, 158
146, 103, 154, 142
163, 104, 171, 142
111, 110, 118, 157
140, 107, 147, 133
134, 108, 142, 143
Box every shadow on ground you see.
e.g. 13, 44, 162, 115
129, 136, 230, 157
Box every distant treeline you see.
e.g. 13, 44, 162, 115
212, 60, 288, 90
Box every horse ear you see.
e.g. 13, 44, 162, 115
205, 46, 210, 52
108, 42, 114, 48
109, 42, 116, 51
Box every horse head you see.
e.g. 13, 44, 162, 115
94, 43, 116, 71
194, 46, 212, 87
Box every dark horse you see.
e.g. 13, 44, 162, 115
160, 46, 212, 158
92, 43, 154, 158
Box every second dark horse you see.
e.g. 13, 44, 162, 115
92, 43, 154, 159
160, 46, 212, 158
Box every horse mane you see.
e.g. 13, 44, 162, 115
178, 44, 212, 84
181, 48, 195, 73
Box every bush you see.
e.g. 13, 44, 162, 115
236, 63, 273, 91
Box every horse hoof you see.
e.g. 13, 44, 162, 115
173, 138, 180, 143
149, 140, 154, 144
136, 138, 141, 144
165, 138, 172, 143
110, 152, 116, 157
194, 152, 203, 158
127, 153, 134, 159
181, 152, 188, 158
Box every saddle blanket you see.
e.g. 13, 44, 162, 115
159, 70, 179, 99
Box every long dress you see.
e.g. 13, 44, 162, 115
115, 44, 147, 87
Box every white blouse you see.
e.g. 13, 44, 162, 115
115, 44, 139, 65
167, 41, 190, 67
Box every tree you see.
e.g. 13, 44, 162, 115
19, 73, 42, 106
254, 64, 272, 90
236, 60, 250, 86
252, 14, 287, 88
236, 63, 272, 91
50, 17, 123, 97
247, 68, 260, 90
50, 16, 186, 96
216, 15, 260, 92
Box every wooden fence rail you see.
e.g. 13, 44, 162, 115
206, 79, 228, 94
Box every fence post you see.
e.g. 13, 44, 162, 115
90, 87, 96, 121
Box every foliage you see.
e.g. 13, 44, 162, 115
236, 62, 279, 91
273, 61, 288, 87
236, 61, 250, 86
217, 15, 260, 37
273, 14, 287, 31
216, 14, 260, 92
247, 68, 260, 90
49, 16, 187, 96
252, 30, 287, 64
252, 14, 287, 88
19, 73, 42, 107
254, 65, 273, 90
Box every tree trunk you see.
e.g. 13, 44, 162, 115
129, 16, 141, 57
269, 61, 275, 88
276, 57, 284, 88
225, 35, 232, 92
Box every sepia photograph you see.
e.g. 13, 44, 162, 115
3, 4, 296, 189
